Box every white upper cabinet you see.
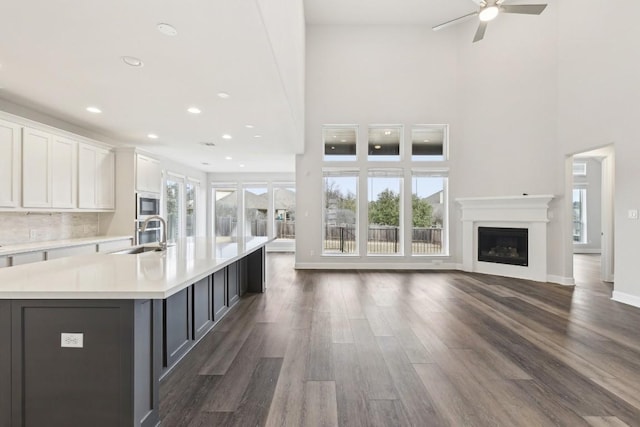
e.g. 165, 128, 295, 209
136, 154, 162, 194
22, 127, 52, 208
22, 127, 78, 209
51, 135, 78, 208
78, 143, 115, 210
0, 119, 22, 208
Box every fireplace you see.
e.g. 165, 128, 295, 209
478, 227, 528, 266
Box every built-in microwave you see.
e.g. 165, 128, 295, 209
136, 192, 160, 219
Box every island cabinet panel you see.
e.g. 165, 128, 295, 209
163, 288, 192, 368
212, 269, 229, 321
0, 301, 10, 427
227, 261, 240, 308
7, 299, 160, 427
192, 276, 213, 341
246, 247, 266, 293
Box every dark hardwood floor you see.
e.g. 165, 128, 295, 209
160, 253, 640, 426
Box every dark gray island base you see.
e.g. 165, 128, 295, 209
0, 246, 266, 427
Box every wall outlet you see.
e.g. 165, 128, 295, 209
61, 333, 84, 348
29, 229, 37, 240
310, 250, 315, 256
628, 209, 639, 220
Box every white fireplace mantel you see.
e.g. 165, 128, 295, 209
456, 195, 554, 282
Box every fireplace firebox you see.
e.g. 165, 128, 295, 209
478, 227, 528, 266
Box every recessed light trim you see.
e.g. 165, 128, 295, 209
121, 56, 144, 67
147, 133, 159, 139
217, 92, 230, 99
222, 134, 232, 140
245, 124, 254, 129
86, 106, 102, 114
225, 156, 232, 160
254, 135, 262, 138
187, 107, 201, 114
157, 23, 178, 36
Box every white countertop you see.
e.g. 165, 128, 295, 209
0, 237, 270, 299
0, 235, 133, 256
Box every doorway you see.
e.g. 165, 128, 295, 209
567, 145, 615, 284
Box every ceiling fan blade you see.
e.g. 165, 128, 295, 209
473, 21, 488, 42
500, 4, 547, 15
433, 12, 478, 31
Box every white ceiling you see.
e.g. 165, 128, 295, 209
0, 0, 299, 173
304, 0, 480, 26
0, 0, 526, 174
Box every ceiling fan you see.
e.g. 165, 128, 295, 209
433, 0, 547, 43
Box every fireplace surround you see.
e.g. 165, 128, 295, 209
457, 195, 553, 282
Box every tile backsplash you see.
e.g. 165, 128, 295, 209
0, 212, 100, 245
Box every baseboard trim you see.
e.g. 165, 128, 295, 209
611, 291, 640, 309
547, 275, 575, 286
294, 262, 458, 270
573, 248, 602, 254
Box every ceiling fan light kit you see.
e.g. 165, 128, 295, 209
433, 0, 548, 43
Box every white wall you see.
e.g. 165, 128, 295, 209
298, 25, 460, 268
557, 0, 640, 304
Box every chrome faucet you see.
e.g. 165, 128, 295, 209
141, 215, 167, 250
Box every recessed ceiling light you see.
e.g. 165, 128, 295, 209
147, 133, 159, 139
254, 135, 262, 138
374, 145, 382, 150
423, 139, 430, 143
239, 164, 245, 168
200, 142, 216, 147
187, 107, 201, 114
86, 106, 102, 114
384, 130, 391, 135
340, 139, 347, 143
245, 124, 254, 129
222, 134, 232, 140
121, 56, 144, 67
157, 23, 177, 36
217, 92, 230, 99
225, 156, 232, 160
333, 135, 337, 138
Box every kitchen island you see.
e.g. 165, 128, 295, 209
0, 237, 270, 427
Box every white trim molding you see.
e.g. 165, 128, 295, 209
457, 195, 554, 282
547, 275, 575, 286
611, 291, 640, 309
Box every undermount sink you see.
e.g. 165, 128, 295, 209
110, 245, 164, 255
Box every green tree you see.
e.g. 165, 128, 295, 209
369, 189, 400, 226
412, 194, 434, 227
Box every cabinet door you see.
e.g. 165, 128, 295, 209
227, 262, 240, 307
163, 288, 192, 368
22, 127, 52, 208
51, 135, 77, 208
192, 277, 212, 340
78, 144, 97, 208
136, 154, 162, 194
212, 269, 228, 321
0, 119, 21, 208
78, 144, 114, 210
96, 149, 115, 209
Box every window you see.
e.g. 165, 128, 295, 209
412, 125, 447, 161
213, 186, 237, 245
572, 188, 587, 243
165, 177, 184, 243
244, 186, 268, 244
368, 169, 403, 255
573, 161, 587, 176
274, 184, 296, 242
185, 180, 199, 237
323, 170, 358, 254
368, 126, 401, 161
412, 172, 447, 255
323, 126, 357, 161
